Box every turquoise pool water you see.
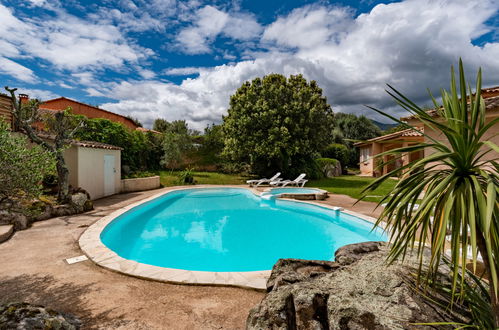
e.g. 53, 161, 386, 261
101, 188, 386, 272
268, 188, 325, 195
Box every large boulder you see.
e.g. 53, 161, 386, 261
0, 302, 81, 329
247, 242, 457, 330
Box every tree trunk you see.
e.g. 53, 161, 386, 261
55, 151, 70, 203
476, 232, 499, 328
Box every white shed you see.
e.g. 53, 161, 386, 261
64, 141, 122, 200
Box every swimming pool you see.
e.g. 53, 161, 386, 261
99, 188, 386, 272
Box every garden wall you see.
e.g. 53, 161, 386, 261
121, 176, 160, 193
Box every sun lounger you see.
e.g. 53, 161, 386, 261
270, 173, 307, 187
246, 172, 282, 187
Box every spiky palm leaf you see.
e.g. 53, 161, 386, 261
363, 59, 499, 327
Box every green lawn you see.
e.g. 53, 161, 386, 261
159, 171, 395, 203
309, 176, 397, 203
159, 171, 249, 186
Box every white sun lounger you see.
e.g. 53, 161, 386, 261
270, 173, 307, 187
246, 172, 282, 187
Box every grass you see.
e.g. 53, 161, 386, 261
159, 170, 249, 186
158, 170, 396, 203
309, 175, 397, 203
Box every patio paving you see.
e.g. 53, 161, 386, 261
0, 185, 383, 329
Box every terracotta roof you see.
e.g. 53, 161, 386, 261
35, 131, 122, 150
401, 86, 499, 121
71, 140, 123, 150
41, 97, 138, 128
136, 126, 161, 134
354, 127, 423, 146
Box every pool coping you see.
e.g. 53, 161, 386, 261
78, 185, 387, 291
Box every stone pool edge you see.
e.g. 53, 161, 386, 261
78, 185, 387, 291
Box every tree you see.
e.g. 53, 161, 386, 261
332, 113, 382, 168
364, 60, 499, 327
222, 74, 334, 177
75, 117, 163, 173
161, 131, 192, 169
5, 87, 84, 203
0, 121, 54, 204
334, 113, 382, 142
153, 118, 170, 133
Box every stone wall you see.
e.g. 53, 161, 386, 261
121, 176, 160, 193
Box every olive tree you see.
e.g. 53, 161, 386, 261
222, 74, 334, 177
5, 87, 84, 203
0, 121, 54, 205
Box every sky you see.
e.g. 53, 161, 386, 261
0, 0, 498, 130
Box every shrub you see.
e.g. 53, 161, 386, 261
178, 168, 195, 185
0, 121, 55, 204
322, 144, 349, 173
316, 158, 342, 178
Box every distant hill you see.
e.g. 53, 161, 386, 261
371, 120, 398, 131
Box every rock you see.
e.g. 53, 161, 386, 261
0, 224, 14, 243
247, 242, 457, 330
70, 190, 93, 213
0, 211, 29, 230
0, 302, 81, 329
71, 192, 87, 211
323, 161, 342, 178
334, 241, 383, 266
267, 259, 339, 292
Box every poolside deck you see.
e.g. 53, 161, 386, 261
0, 186, 383, 329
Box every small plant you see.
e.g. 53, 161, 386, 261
178, 168, 196, 185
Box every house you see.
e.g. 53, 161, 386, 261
356, 86, 499, 177
355, 128, 424, 177
403, 86, 499, 164
34, 96, 140, 130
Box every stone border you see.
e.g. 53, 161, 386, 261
263, 187, 329, 200
121, 176, 161, 193
79, 186, 387, 290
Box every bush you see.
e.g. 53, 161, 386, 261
316, 158, 341, 178
0, 121, 55, 203
178, 168, 195, 185
74, 118, 163, 174
322, 144, 349, 172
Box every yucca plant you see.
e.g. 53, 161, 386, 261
363, 60, 499, 327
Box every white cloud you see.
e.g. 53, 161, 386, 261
0, 57, 36, 82
0, 3, 153, 79
17, 88, 57, 100
262, 5, 353, 49
163, 66, 211, 75
176, 5, 262, 54
100, 0, 499, 129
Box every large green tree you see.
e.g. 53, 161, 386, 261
222, 74, 334, 177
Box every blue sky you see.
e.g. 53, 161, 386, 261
1, 0, 498, 129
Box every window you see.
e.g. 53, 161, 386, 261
360, 147, 371, 163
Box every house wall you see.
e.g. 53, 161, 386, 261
0, 94, 13, 128
64, 146, 79, 189
72, 147, 121, 200
41, 98, 138, 130
359, 143, 383, 176
422, 109, 499, 166
359, 145, 373, 176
